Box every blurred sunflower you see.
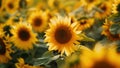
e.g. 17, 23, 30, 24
11, 22, 38, 50
94, 1, 112, 19
47, 0, 55, 8
73, 0, 83, 10
2, 16, 21, 36
112, 0, 120, 14
44, 16, 81, 56
108, 43, 120, 62
81, 0, 99, 11
102, 19, 120, 41
35, 2, 47, 11
80, 42, 120, 68
0, 32, 13, 63
28, 10, 48, 33
78, 18, 94, 31
5, 0, 19, 14
15, 58, 41, 68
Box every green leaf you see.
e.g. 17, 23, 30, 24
79, 34, 95, 42
109, 24, 120, 35
108, 13, 120, 23
0, 64, 8, 68
34, 50, 60, 66
34, 57, 51, 66
56, 58, 65, 68
42, 51, 54, 57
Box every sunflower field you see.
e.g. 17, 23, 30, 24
0, 0, 120, 68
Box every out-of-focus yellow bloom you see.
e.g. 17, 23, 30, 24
80, 42, 120, 68
0, 31, 13, 63
112, 0, 120, 14
5, 0, 19, 14
108, 43, 120, 64
78, 18, 94, 31
45, 16, 81, 56
28, 10, 48, 33
102, 19, 120, 41
11, 21, 38, 50
15, 58, 42, 68
94, 1, 112, 19
81, 0, 100, 11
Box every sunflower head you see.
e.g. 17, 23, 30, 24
80, 42, 120, 68
15, 58, 39, 68
28, 10, 48, 33
78, 18, 94, 31
112, 0, 120, 14
45, 16, 81, 56
82, 0, 100, 11
5, 0, 19, 14
102, 19, 120, 41
0, 38, 6, 55
11, 21, 38, 50
0, 32, 13, 63
94, 1, 112, 19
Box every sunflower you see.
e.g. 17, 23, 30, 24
2, 16, 20, 36
5, 0, 19, 14
11, 21, 38, 50
94, 1, 112, 19
108, 43, 120, 62
112, 0, 120, 14
44, 16, 81, 56
80, 42, 120, 68
81, 0, 100, 11
78, 18, 94, 31
28, 10, 48, 33
0, 31, 13, 63
15, 58, 42, 68
102, 19, 120, 41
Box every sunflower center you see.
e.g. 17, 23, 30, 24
18, 28, 30, 41
101, 5, 107, 12
117, 3, 120, 12
8, 3, 14, 9
33, 17, 42, 27
92, 60, 115, 68
0, 38, 6, 55
55, 26, 72, 44
80, 20, 87, 25
87, 0, 94, 3
71, 18, 75, 24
